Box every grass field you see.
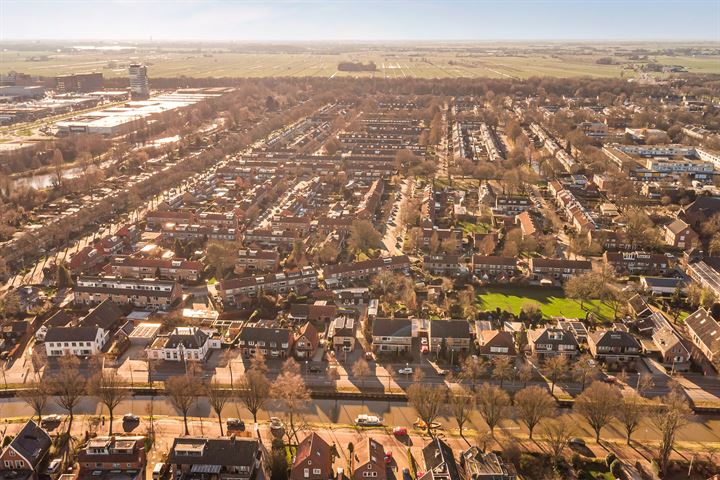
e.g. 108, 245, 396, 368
476, 286, 615, 322
2, 48, 718, 79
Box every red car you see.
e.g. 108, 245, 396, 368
393, 426, 407, 437
385, 451, 393, 464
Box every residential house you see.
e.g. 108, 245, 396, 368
471, 255, 518, 279
603, 251, 672, 276
527, 327, 579, 359
476, 330, 517, 358
329, 316, 357, 353
493, 195, 531, 216
352, 438, 387, 480
146, 326, 221, 362
640, 276, 686, 296
587, 330, 642, 365
238, 324, 293, 359
168, 437, 269, 480
470, 232, 498, 256
652, 328, 691, 372
423, 255, 462, 276
322, 256, 410, 287
664, 219, 698, 250
80, 299, 124, 332
78, 436, 146, 479
235, 249, 281, 273
294, 322, 319, 359
44, 325, 107, 357
290, 433, 332, 480
460, 446, 517, 480
219, 267, 318, 305
288, 302, 337, 324
108, 256, 202, 282
371, 318, 412, 353
0, 420, 51, 479
515, 211, 542, 238
429, 320, 472, 355
528, 258, 592, 281
73, 276, 182, 310
419, 439, 461, 480
627, 294, 653, 319
684, 308, 720, 370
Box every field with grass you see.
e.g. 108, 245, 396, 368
3, 47, 718, 79
476, 286, 615, 321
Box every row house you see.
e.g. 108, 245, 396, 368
587, 330, 642, 365
476, 330, 517, 358
322, 255, 410, 286
329, 316, 358, 352
73, 276, 182, 310
288, 301, 337, 323
272, 216, 311, 235
684, 308, 720, 370
421, 227, 463, 253
603, 251, 673, 276
161, 223, 237, 242
78, 436, 146, 478
238, 323, 293, 358
234, 249, 281, 273
69, 245, 106, 274
108, 256, 202, 282
146, 210, 195, 230
423, 255, 463, 276
169, 437, 269, 480
527, 327, 579, 359
146, 326, 221, 362
515, 211, 542, 238
197, 211, 238, 229
528, 258, 592, 281
371, 318, 413, 353
664, 218, 698, 250
471, 255, 518, 279
429, 320, 472, 354
243, 228, 299, 247
493, 195, 531, 216
219, 267, 317, 305
44, 325, 107, 357
651, 327, 691, 372
588, 229, 636, 251
316, 217, 354, 236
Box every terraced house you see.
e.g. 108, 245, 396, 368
108, 256, 202, 282
73, 276, 182, 310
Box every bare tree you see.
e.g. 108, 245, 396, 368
514, 385, 555, 440
542, 416, 576, 464
491, 356, 514, 388
517, 362, 534, 388
637, 373, 655, 397
574, 381, 621, 442
475, 383, 511, 437
650, 388, 691, 476
571, 354, 598, 392
542, 355, 569, 394
407, 383, 446, 436
449, 387, 474, 439
615, 393, 646, 445
347, 220, 382, 255
166, 375, 198, 435
272, 362, 310, 443
460, 355, 486, 391
49, 356, 86, 434
20, 381, 49, 423
351, 358, 371, 388
206, 380, 231, 436
238, 368, 271, 424
91, 369, 128, 436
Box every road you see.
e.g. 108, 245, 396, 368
2, 395, 720, 448
382, 178, 413, 256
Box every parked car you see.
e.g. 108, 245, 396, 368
122, 413, 139, 423
41, 414, 62, 425
308, 365, 323, 373
385, 451, 393, 464
398, 367, 413, 375
569, 437, 586, 447
437, 369, 449, 376
355, 414, 383, 426
393, 427, 408, 437
46, 459, 61, 474
365, 351, 374, 361
227, 418, 245, 431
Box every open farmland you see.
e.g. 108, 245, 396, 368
2, 46, 718, 79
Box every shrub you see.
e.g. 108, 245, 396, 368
605, 452, 617, 467
610, 459, 623, 478
571, 453, 582, 471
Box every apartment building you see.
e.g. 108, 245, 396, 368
323, 256, 410, 286
235, 249, 281, 273
108, 256, 202, 282
603, 251, 672, 275
73, 276, 182, 310
528, 258, 592, 281
44, 326, 107, 357
219, 267, 318, 305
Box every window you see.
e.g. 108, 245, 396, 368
313, 469, 321, 475
15, 460, 24, 468
304, 468, 309, 478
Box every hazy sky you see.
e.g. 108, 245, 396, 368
2, 0, 719, 42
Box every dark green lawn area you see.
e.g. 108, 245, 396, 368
476, 286, 615, 321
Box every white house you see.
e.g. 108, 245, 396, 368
44, 326, 107, 357
146, 326, 221, 362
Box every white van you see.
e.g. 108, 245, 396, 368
152, 463, 167, 480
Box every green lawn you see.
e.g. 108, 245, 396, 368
458, 221, 491, 234
476, 286, 615, 321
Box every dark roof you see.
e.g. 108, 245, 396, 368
588, 330, 641, 349
291, 433, 331, 475
169, 437, 261, 468
239, 325, 292, 344
531, 258, 592, 269
528, 327, 578, 347
641, 277, 685, 289
420, 439, 460, 480
430, 320, 471, 339
372, 318, 412, 337
44, 310, 72, 328
45, 325, 101, 342
80, 299, 124, 330
8, 420, 51, 468
164, 328, 209, 349
685, 308, 720, 355
472, 255, 517, 266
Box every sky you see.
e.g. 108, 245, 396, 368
1, 0, 718, 42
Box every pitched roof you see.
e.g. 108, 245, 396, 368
292, 433, 331, 474
169, 437, 261, 467
80, 299, 123, 330
430, 320, 471, 339
239, 325, 292, 344
164, 327, 210, 349
666, 218, 692, 235
527, 327, 578, 347
588, 330, 641, 349
684, 308, 720, 355
372, 318, 412, 337
420, 438, 460, 480
45, 325, 102, 343
7, 420, 51, 468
